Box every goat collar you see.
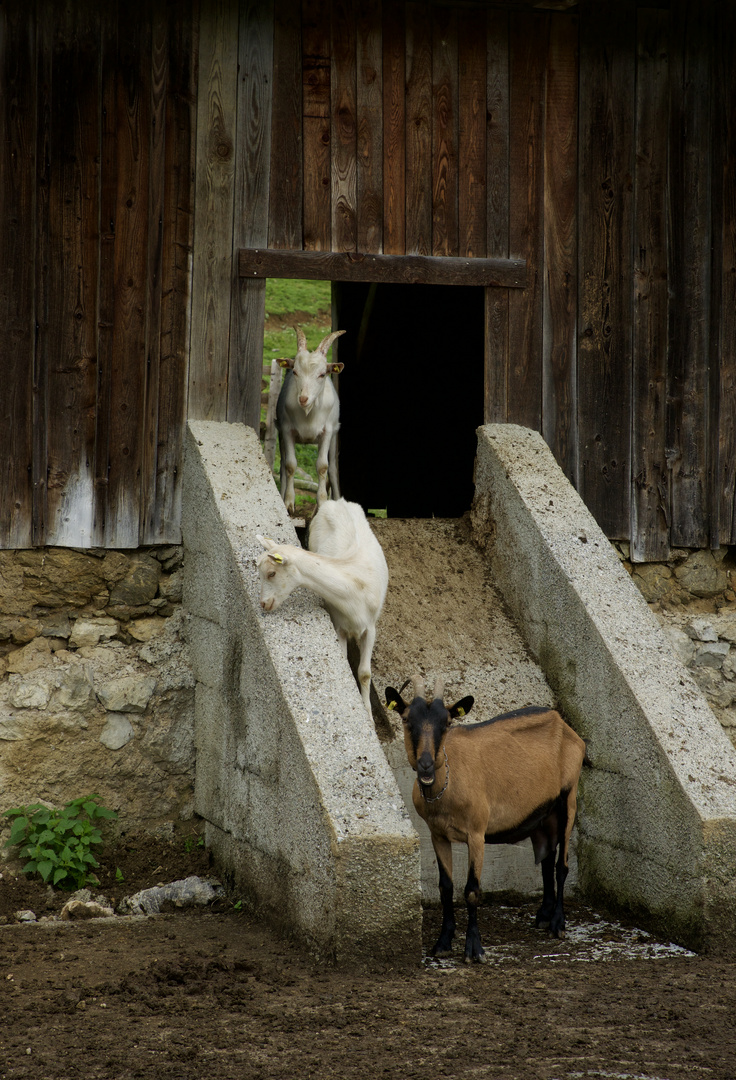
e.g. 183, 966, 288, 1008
421, 745, 449, 803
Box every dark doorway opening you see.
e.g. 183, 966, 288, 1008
334, 282, 485, 518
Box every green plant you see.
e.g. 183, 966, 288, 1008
3, 795, 118, 891
115, 866, 125, 883
184, 833, 205, 854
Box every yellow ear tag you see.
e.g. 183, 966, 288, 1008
387, 700, 396, 711
271, 552, 284, 564
457, 707, 465, 717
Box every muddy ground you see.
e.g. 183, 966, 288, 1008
3, 517, 736, 1078
1, 837, 735, 1080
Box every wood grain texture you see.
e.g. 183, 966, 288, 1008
507, 10, 547, 434
105, 3, 152, 548
44, 4, 101, 546
231, 0, 273, 429
188, 0, 239, 422
0, 1, 36, 546
357, 0, 382, 253
458, 7, 487, 261
630, 6, 670, 561
578, 0, 635, 539
142, 0, 197, 543
240, 247, 526, 286
303, 0, 332, 251
432, 5, 458, 256
667, 0, 712, 548
714, 1, 736, 545
382, 1, 405, 254
485, 8, 510, 424
331, 0, 357, 251
269, 0, 302, 248
405, 2, 432, 255
542, 13, 578, 485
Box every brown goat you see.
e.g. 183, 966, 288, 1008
386, 677, 588, 962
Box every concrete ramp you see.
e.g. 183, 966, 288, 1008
182, 421, 420, 963
472, 424, 736, 952
182, 419, 736, 957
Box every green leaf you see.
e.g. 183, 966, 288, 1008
53, 867, 68, 885
37, 860, 54, 882
8, 818, 30, 844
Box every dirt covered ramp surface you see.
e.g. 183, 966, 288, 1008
370, 517, 554, 718
2, 902, 734, 1080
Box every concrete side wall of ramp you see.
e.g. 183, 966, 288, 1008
181, 421, 420, 963
472, 424, 736, 952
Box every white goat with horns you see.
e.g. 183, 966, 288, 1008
275, 325, 346, 516
256, 498, 388, 715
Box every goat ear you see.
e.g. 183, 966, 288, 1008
385, 686, 407, 714
448, 695, 474, 719
256, 534, 280, 554
277, 357, 294, 370
329, 362, 344, 374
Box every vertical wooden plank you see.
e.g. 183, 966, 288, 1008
44, 3, 101, 547
630, 7, 670, 561
0, 0, 36, 547
667, 0, 712, 549
432, 4, 458, 256
382, 0, 405, 255
331, 0, 357, 252
507, 10, 547, 434
405, 1, 432, 255
578, 0, 635, 539
714, 2, 736, 544
303, 0, 331, 252
145, 0, 197, 542
357, 0, 382, 253
139, 0, 167, 544
93, 2, 119, 545
458, 7, 486, 260
230, 0, 274, 430
485, 8, 509, 423
104, 1, 152, 547
269, 0, 302, 248
188, 0, 238, 422
542, 13, 578, 486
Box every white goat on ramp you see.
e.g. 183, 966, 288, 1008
276, 325, 346, 516
256, 499, 388, 715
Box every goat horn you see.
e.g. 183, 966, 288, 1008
318, 329, 346, 355
433, 676, 444, 701
412, 675, 425, 701
294, 325, 308, 352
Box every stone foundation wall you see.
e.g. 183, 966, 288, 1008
616, 545, 736, 747
0, 547, 195, 840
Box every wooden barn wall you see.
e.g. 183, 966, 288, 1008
1, 0, 734, 553
0, 0, 196, 549
191, 0, 735, 559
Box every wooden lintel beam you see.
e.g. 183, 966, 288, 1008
239, 249, 527, 288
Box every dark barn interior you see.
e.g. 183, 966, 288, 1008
335, 282, 485, 517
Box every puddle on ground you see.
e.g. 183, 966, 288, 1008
423, 904, 696, 968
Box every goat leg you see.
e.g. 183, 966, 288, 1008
315, 433, 330, 506
279, 431, 298, 515
463, 835, 485, 962
535, 849, 557, 929
549, 850, 568, 939
327, 429, 340, 500
430, 837, 456, 957
356, 626, 375, 715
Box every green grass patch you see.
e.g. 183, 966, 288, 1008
265, 278, 331, 319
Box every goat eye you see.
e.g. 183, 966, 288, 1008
319, 372, 326, 378
267, 571, 276, 580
